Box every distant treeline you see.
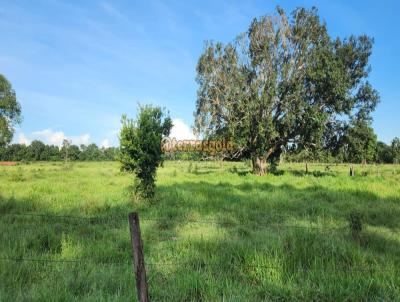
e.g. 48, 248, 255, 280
1, 137, 399, 164
165, 138, 400, 164
285, 139, 400, 164
0, 140, 118, 162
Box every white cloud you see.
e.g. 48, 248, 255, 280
33, 129, 66, 146
72, 133, 90, 145
30, 129, 90, 146
169, 118, 195, 140
18, 133, 30, 145
14, 120, 193, 149
100, 138, 110, 148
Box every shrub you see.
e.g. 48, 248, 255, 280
118, 105, 172, 199
348, 211, 363, 239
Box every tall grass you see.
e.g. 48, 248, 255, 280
0, 161, 399, 301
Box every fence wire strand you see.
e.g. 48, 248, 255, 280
0, 212, 347, 232
0, 257, 397, 274
1, 212, 398, 278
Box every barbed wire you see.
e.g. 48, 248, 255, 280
0, 212, 347, 232
0, 211, 315, 222
0, 257, 129, 266
0, 212, 124, 221
0, 257, 397, 274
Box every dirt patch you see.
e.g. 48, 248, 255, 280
0, 162, 17, 166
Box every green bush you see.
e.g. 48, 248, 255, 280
118, 105, 172, 199
348, 211, 363, 239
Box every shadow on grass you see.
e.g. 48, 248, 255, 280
118, 179, 400, 300
289, 169, 337, 177
139, 181, 400, 229
0, 193, 136, 300
1, 178, 400, 300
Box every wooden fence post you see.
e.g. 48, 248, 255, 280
350, 165, 355, 177
128, 212, 150, 302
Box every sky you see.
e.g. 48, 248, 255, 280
0, 0, 399, 147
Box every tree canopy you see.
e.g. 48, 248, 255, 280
0, 74, 22, 146
195, 7, 379, 174
340, 119, 377, 163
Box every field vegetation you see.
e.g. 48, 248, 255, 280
1, 161, 399, 301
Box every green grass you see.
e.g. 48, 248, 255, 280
1, 161, 399, 301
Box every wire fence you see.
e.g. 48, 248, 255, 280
0, 212, 348, 230
0, 257, 129, 266
0, 211, 352, 243
0, 256, 398, 274
1, 210, 399, 291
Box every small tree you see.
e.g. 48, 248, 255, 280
61, 139, 71, 163
118, 105, 172, 199
392, 138, 400, 163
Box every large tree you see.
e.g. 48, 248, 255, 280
0, 74, 22, 146
195, 7, 379, 174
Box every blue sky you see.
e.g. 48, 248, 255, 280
1, 0, 399, 147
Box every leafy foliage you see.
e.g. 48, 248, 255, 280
338, 119, 377, 163
118, 105, 172, 199
376, 141, 393, 164
0, 74, 22, 146
195, 7, 379, 174
285, 136, 400, 164
392, 137, 400, 163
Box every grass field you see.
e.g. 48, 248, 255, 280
1, 161, 400, 301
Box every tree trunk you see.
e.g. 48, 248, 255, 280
252, 156, 267, 175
